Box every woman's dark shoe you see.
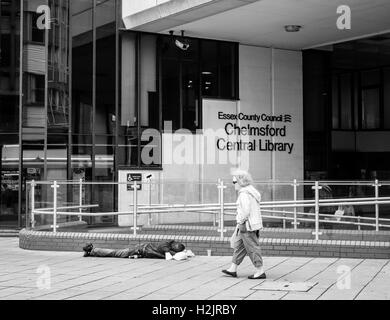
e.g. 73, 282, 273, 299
248, 273, 266, 279
82, 243, 93, 257
222, 269, 237, 278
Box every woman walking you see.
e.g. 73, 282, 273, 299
222, 169, 266, 279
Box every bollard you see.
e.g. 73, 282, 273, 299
373, 179, 381, 232
51, 181, 59, 233
79, 178, 83, 221
311, 181, 322, 241
217, 180, 227, 239
31, 180, 36, 229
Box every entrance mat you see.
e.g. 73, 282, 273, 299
252, 281, 318, 292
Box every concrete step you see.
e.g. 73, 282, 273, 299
0, 229, 19, 237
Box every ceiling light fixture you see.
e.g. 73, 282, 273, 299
284, 25, 302, 32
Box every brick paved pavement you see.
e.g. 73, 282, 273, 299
0, 238, 389, 300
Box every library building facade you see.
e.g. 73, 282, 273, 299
1, 0, 390, 227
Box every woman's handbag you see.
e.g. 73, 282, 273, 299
230, 225, 240, 248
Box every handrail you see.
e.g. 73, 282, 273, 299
27, 179, 390, 239
25, 179, 390, 186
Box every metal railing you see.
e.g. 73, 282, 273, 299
27, 179, 390, 240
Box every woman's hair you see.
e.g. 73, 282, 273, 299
231, 169, 253, 187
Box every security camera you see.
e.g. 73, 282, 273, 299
175, 38, 190, 51
170, 30, 190, 51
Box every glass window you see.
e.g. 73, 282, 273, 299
162, 59, 180, 130
71, 0, 93, 38
201, 40, 218, 97
31, 13, 45, 43
0, 95, 19, 132
1, 137, 20, 224
26, 74, 45, 105
340, 74, 352, 129
362, 88, 380, 129
96, 34, 115, 138
384, 68, 390, 129
332, 76, 339, 129
0, 34, 11, 67
95, 0, 115, 29
140, 34, 157, 128
72, 39, 93, 135
361, 69, 380, 87
0, 1, 11, 16
159, 36, 238, 131
219, 42, 236, 99
182, 61, 198, 131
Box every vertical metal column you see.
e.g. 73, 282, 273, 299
291, 179, 299, 229
17, 0, 24, 229
217, 180, 226, 239
312, 181, 322, 241
374, 179, 380, 231
132, 181, 138, 236
215, 178, 220, 228
79, 178, 83, 221
147, 175, 152, 226
31, 180, 36, 228
52, 181, 59, 233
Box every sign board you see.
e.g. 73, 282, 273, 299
127, 173, 142, 191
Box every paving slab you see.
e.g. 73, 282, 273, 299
0, 238, 389, 300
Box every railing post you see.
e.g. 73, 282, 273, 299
311, 181, 322, 241
147, 175, 152, 226
31, 180, 36, 229
51, 181, 59, 233
291, 179, 300, 229
78, 178, 83, 221
215, 178, 220, 228
132, 181, 138, 236
357, 216, 361, 231
217, 180, 227, 239
282, 210, 286, 229
372, 179, 381, 231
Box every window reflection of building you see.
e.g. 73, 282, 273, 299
0, 0, 21, 225
304, 34, 390, 181
159, 35, 238, 132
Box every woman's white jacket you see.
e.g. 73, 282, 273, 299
236, 185, 263, 231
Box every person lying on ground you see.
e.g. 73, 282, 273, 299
82, 240, 186, 259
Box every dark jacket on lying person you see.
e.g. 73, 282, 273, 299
82, 240, 185, 259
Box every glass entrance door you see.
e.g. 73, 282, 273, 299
0, 145, 19, 227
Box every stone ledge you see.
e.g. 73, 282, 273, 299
138, 225, 390, 241
19, 228, 390, 259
